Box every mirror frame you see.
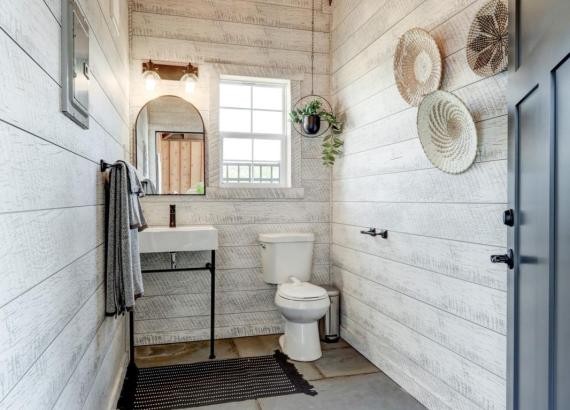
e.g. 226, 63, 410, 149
134, 95, 206, 196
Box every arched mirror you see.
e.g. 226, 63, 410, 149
135, 96, 205, 195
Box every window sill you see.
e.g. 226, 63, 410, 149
206, 186, 304, 200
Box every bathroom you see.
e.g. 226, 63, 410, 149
1, 0, 568, 409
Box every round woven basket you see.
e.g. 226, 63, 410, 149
417, 91, 477, 174
394, 28, 442, 106
467, 0, 508, 76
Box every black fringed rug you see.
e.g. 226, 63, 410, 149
129, 350, 317, 409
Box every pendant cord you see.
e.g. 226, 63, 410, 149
311, 0, 315, 95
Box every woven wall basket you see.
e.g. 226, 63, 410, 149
467, 0, 508, 76
417, 91, 478, 174
394, 28, 442, 106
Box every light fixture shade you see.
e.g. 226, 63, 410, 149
181, 72, 197, 94
143, 70, 160, 91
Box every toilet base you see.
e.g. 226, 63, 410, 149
279, 321, 322, 362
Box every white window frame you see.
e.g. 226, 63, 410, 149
219, 75, 291, 188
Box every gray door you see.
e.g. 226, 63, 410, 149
504, 1, 570, 409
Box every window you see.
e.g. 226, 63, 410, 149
219, 76, 290, 186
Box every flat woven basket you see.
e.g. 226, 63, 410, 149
394, 28, 442, 106
466, 0, 508, 76
417, 91, 477, 174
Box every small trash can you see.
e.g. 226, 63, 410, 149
319, 285, 340, 343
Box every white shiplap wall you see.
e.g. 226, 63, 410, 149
129, 0, 333, 345
0, 0, 130, 409
330, 1, 507, 409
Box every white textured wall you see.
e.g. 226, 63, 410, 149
0, 0, 130, 409
129, 0, 333, 345
330, 1, 508, 409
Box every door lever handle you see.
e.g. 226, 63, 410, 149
503, 209, 514, 226
490, 249, 514, 269
360, 227, 388, 239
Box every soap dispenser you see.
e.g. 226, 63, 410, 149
169, 204, 176, 228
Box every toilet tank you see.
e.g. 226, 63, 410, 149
259, 233, 314, 284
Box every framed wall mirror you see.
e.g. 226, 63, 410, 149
135, 96, 206, 195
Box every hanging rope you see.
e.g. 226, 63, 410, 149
311, 0, 315, 95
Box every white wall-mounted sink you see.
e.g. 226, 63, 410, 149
139, 226, 218, 253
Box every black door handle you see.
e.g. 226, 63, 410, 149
503, 209, 514, 226
491, 249, 514, 269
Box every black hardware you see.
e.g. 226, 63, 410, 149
103, 158, 217, 407
139, 254, 217, 361
100, 159, 112, 172
100, 159, 118, 172
503, 209, 515, 226
360, 227, 388, 239
83, 62, 90, 80
207, 250, 216, 359
120, 252, 217, 408
491, 249, 514, 269
169, 205, 176, 228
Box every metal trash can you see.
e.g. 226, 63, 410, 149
319, 285, 340, 343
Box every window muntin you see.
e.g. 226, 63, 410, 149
220, 77, 289, 186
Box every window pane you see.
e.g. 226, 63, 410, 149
252, 110, 282, 134
253, 86, 283, 110
223, 138, 252, 161
253, 139, 281, 162
261, 166, 271, 179
220, 83, 251, 108
273, 166, 279, 179
253, 166, 261, 179
228, 165, 238, 179
220, 108, 251, 133
239, 165, 250, 179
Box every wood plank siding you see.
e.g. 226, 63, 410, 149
130, 0, 332, 345
0, 0, 130, 409
330, 0, 508, 409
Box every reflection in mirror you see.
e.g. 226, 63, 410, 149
135, 96, 205, 195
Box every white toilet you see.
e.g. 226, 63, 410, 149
259, 233, 330, 362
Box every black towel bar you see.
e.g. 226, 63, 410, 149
360, 227, 388, 239
100, 159, 117, 172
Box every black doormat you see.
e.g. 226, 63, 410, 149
129, 350, 317, 409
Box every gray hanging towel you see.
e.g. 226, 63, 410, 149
105, 161, 147, 316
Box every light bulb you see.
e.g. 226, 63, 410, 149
143, 70, 160, 91
181, 73, 197, 94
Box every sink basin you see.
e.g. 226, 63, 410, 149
139, 226, 218, 253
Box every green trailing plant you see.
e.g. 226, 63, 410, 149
289, 99, 323, 119
289, 99, 344, 167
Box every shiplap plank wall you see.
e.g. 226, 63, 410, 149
0, 0, 129, 409
330, 1, 507, 409
130, 0, 332, 345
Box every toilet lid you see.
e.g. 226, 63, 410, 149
278, 278, 328, 301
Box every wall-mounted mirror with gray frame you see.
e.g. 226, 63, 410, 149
135, 96, 206, 195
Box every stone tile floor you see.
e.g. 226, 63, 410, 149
135, 334, 425, 410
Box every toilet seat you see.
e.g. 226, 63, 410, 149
277, 277, 328, 301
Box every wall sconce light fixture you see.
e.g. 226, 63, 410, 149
142, 60, 199, 94
180, 63, 199, 94
142, 60, 160, 91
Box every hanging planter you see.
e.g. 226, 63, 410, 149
289, 98, 344, 167
288, 0, 344, 167
303, 114, 321, 135
290, 99, 324, 135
